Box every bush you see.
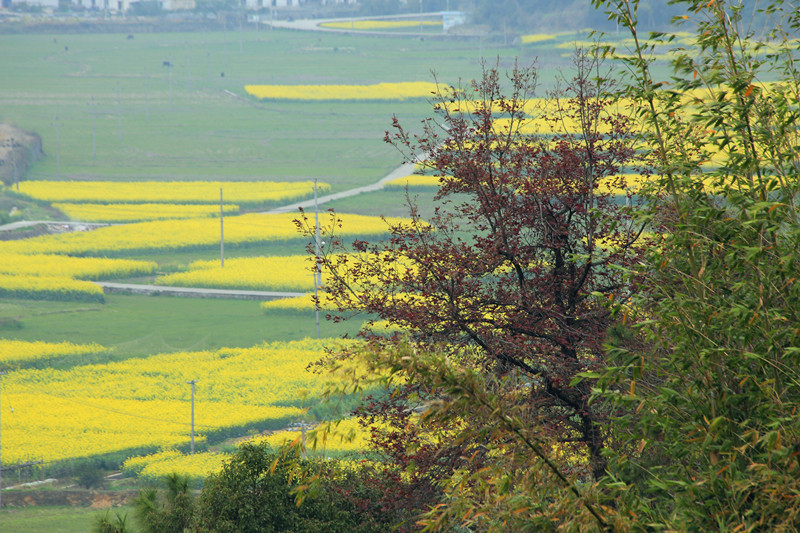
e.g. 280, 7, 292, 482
134, 473, 195, 533
92, 510, 131, 533
75, 462, 105, 489
193, 442, 393, 533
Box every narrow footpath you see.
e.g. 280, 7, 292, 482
96, 282, 303, 300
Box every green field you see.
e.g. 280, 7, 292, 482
0, 505, 135, 533
0, 295, 360, 359
0, 28, 551, 187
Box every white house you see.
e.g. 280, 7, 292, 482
242, 0, 301, 8
8, 0, 59, 8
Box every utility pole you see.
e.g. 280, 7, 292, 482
116, 81, 122, 142
220, 188, 224, 268
54, 117, 61, 180
205, 42, 210, 80
8, 138, 18, 192
168, 57, 173, 109
186, 380, 197, 454
0, 371, 6, 508
90, 97, 96, 160
185, 41, 191, 89
314, 178, 321, 339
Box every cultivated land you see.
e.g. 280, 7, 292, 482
0, 18, 608, 529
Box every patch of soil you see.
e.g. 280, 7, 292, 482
1, 489, 139, 508
0, 223, 50, 241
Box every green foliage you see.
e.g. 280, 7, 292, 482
92, 510, 131, 533
126, 0, 163, 16
74, 462, 105, 490
467, 0, 679, 32
291, 2, 800, 530
193, 442, 389, 533
133, 473, 195, 533
319, 340, 616, 531
593, 0, 800, 529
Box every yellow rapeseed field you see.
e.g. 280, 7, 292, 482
597, 174, 651, 195
261, 293, 325, 312
0, 253, 156, 280
0, 273, 105, 302
438, 97, 545, 115
320, 20, 441, 30
385, 174, 440, 188
123, 449, 229, 482
0, 213, 408, 256
245, 82, 439, 101
257, 417, 370, 454
0, 339, 351, 464
0, 339, 107, 367
155, 255, 327, 292
18, 180, 326, 206
521, 33, 556, 44
120, 417, 375, 482
121, 418, 375, 481
53, 203, 240, 223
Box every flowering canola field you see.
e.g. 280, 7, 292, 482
0, 339, 108, 368
0, 253, 156, 280
0, 339, 350, 464
385, 174, 441, 189
521, 33, 557, 44
121, 418, 372, 482
0, 253, 155, 302
123, 449, 228, 483
53, 203, 241, 223
155, 255, 327, 292
261, 293, 328, 312
0, 273, 105, 302
0, 213, 406, 256
245, 82, 439, 101
320, 20, 441, 30
18, 181, 326, 207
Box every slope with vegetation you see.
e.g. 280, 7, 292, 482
167, 0, 800, 531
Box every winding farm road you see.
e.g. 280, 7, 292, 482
0, 161, 417, 300
96, 282, 303, 300
265, 161, 415, 214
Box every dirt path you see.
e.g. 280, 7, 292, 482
265, 161, 415, 214
96, 281, 303, 300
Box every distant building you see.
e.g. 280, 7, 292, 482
161, 0, 195, 9
72, 0, 131, 11
7, 0, 59, 8
442, 11, 466, 32
6, 0, 195, 11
